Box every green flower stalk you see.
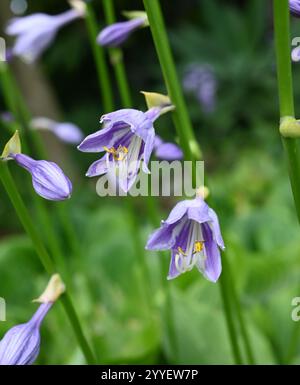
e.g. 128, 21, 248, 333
0, 161, 96, 365
273, 0, 300, 363
143, 0, 254, 365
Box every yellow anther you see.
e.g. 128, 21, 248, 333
193, 241, 204, 253
104, 145, 128, 161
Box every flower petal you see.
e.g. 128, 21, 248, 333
198, 223, 222, 282
86, 155, 108, 177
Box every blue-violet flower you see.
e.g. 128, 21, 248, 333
146, 196, 225, 282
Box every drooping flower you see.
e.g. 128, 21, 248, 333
290, 0, 300, 16
0, 274, 65, 365
31, 117, 84, 145
146, 195, 225, 282
78, 108, 161, 192
154, 135, 183, 161
5, 8, 85, 62
97, 15, 148, 47
183, 64, 217, 114
11, 153, 72, 201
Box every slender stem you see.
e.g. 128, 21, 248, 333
273, 0, 300, 221
223, 257, 254, 364
273, 0, 300, 362
85, 3, 114, 112
143, 0, 252, 364
101, 0, 170, 290
0, 60, 79, 263
0, 162, 96, 364
219, 271, 243, 365
102, 0, 132, 107
142, 0, 202, 161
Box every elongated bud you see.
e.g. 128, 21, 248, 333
12, 153, 72, 201
1, 131, 21, 160
97, 15, 147, 47
0, 274, 64, 365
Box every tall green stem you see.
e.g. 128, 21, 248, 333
85, 3, 114, 112
142, 0, 201, 162
143, 0, 252, 364
273, 0, 300, 220
0, 61, 78, 265
102, 0, 179, 358
102, 0, 132, 107
273, 0, 300, 362
0, 162, 96, 364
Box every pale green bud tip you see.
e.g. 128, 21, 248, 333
1, 130, 21, 160
141, 91, 175, 115
68, 0, 86, 15
279, 116, 300, 138
33, 274, 66, 304
196, 186, 210, 200
122, 11, 149, 26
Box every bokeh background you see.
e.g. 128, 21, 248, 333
1, 0, 300, 364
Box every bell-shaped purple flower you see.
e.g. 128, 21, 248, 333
290, 0, 300, 16
0, 303, 52, 365
78, 108, 160, 192
5, 9, 84, 62
31, 117, 84, 145
154, 135, 183, 161
146, 197, 225, 282
11, 153, 72, 201
97, 17, 147, 47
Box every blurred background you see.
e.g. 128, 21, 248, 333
0, 0, 300, 364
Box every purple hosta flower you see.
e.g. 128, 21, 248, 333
97, 17, 147, 47
78, 108, 161, 192
11, 153, 72, 201
6, 8, 84, 62
290, 0, 300, 16
146, 197, 225, 282
154, 135, 183, 161
0, 303, 52, 365
31, 117, 84, 145
183, 64, 217, 114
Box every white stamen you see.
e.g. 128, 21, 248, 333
175, 221, 206, 275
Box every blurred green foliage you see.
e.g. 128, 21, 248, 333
1, 0, 300, 364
